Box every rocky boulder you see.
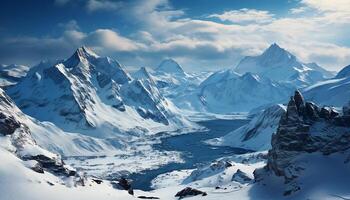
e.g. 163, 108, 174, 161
175, 187, 207, 198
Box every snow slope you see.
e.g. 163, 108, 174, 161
303, 64, 350, 107
235, 43, 333, 87
208, 104, 286, 151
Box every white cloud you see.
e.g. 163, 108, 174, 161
300, 0, 350, 12
3, 0, 350, 71
208, 8, 274, 24
84, 29, 143, 51
123, 0, 350, 71
86, 0, 123, 12
290, 6, 308, 14
58, 20, 80, 30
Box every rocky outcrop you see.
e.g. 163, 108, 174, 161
175, 187, 207, 198
112, 178, 134, 195
231, 169, 252, 184
265, 90, 350, 195
0, 113, 21, 135
23, 154, 76, 176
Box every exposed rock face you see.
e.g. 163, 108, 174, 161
265, 90, 350, 195
23, 154, 75, 177
0, 113, 21, 135
0, 90, 22, 135
113, 178, 134, 195
175, 187, 207, 198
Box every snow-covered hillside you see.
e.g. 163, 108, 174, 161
235, 43, 333, 87
208, 104, 286, 151
7, 47, 197, 138
0, 64, 29, 87
303, 64, 350, 107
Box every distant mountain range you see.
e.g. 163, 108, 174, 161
3, 44, 347, 115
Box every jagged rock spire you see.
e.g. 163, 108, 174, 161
285, 96, 300, 122
293, 90, 304, 111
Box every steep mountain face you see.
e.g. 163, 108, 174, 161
258, 91, 350, 196
0, 64, 29, 87
303, 64, 350, 107
0, 88, 75, 177
1, 85, 123, 156
7, 47, 193, 138
133, 67, 156, 83
175, 71, 294, 113
208, 104, 286, 151
235, 43, 333, 87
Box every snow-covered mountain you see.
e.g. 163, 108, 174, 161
156, 59, 186, 76
174, 70, 294, 113
303, 64, 350, 107
235, 43, 333, 87
208, 104, 286, 151
132, 60, 211, 102
7, 47, 196, 138
0, 64, 29, 87
1, 85, 124, 156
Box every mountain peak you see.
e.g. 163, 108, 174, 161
75, 46, 99, 59
133, 67, 153, 80
64, 46, 99, 67
261, 43, 292, 58
156, 59, 185, 75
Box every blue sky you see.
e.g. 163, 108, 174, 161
0, 0, 350, 71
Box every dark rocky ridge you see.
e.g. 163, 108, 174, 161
262, 90, 350, 195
